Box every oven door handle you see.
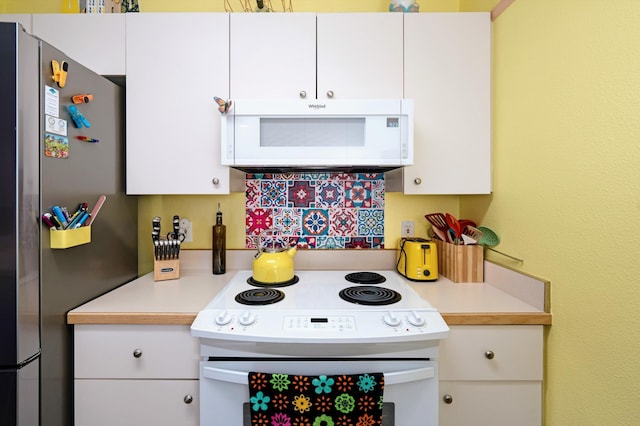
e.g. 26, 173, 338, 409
202, 366, 435, 385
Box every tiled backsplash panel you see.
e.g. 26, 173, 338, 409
245, 173, 385, 249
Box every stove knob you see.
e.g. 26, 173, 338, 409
238, 311, 256, 326
383, 312, 401, 327
214, 311, 232, 326
407, 311, 426, 327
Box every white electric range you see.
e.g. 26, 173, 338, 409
191, 270, 449, 426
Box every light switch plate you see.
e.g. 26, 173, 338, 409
179, 218, 193, 243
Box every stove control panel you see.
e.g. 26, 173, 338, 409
192, 308, 450, 343
285, 316, 356, 331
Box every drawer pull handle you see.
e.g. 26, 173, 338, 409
184, 395, 194, 404
299, 91, 307, 98
485, 350, 495, 360
414, 178, 422, 185
327, 90, 334, 98
133, 349, 142, 358
443, 394, 453, 404
212, 178, 220, 185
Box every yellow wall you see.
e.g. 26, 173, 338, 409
460, 0, 640, 424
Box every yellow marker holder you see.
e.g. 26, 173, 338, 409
50, 226, 91, 249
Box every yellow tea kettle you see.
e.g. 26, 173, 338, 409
252, 229, 297, 284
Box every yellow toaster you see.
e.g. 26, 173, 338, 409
396, 237, 438, 281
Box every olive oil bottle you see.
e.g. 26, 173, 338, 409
212, 203, 226, 274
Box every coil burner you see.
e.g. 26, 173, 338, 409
344, 271, 387, 285
339, 285, 401, 306
234, 288, 285, 305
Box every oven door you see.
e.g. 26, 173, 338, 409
200, 359, 438, 426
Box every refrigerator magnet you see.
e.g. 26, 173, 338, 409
45, 115, 67, 136
44, 133, 69, 159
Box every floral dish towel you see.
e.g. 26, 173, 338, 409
248, 371, 385, 426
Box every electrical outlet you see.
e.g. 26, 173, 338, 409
179, 218, 193, 243
401, 221, 414, 237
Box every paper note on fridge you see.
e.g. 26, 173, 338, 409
45, 115, 68, 136
44, 85, 59, 117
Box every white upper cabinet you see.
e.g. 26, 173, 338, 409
125, 13, 231, 194
316, 13, 403, 99
230, 13, 316, 99
403, 13, 492, 194
230, 13, 403, 100
31, 14, 125, 76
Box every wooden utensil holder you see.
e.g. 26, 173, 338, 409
153, 258, 180, 281
435, 240, 484, 283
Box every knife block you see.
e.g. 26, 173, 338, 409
153, 258, 180, 281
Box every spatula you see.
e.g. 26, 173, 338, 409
425, 213, 449, 233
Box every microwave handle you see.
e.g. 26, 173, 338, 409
201, 365, 434, 385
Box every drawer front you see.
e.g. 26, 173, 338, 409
75, 379, 198, 426
440, 380, 542, 426
75, 324, 199, 379
439, 325, 543, 381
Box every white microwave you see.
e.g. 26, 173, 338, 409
221, 99, 413, 171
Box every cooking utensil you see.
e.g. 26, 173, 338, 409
458, 219, 477, 231
445, 213, 462, 244
460, 234, 477, 245
428, 224, 447, 242
463, 225, 484, 241
477, 226, 499, 246
425, 213, 448, 232
425, 213, 452, 242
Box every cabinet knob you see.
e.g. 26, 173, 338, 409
443, 394, 453, 404
414, 178, 422, 185
184, 394, 194, 404
133, 349, 142, 358
212, 177, 220, 185
326, 90, 334, 98
485, 350, 495, 360
299, 91, 307, 98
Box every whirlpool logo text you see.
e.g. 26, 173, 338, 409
308, 103, 326, 110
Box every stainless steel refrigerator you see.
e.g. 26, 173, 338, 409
0, 22, 138, 426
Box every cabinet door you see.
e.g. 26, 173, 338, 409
126, 13, 230, 194
439, 325, 543, 381
440, 381, 542, 426
31, 14, 125, 75
75, 379, 199, 426
74, 324, 199, 379
230, 13, 316, 99
317, 13, 403, 99
404, 13, 491, 194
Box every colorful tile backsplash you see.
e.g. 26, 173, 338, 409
245, 173, 385, 249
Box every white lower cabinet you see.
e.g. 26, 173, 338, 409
74, 324, 200, 426
74, 323, 543, 425
438, 325, 543, 426
75, 379, 198, 426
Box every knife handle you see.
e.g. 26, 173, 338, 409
152, 216, 161, 241
172, 215, 180, 240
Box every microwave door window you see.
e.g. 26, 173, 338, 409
256, 117, 364, 164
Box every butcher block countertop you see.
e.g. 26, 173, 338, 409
67, 250, 551, 326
